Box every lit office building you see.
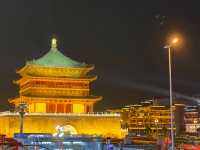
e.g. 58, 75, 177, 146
121, 100, 173, 136
184, 106, 200, 134
120, 100, 185, 136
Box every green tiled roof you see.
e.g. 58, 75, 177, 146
27, 48, 86, 68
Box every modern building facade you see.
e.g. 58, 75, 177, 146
184, 105, 200, 134
121, 101, 174, 136
110, 99, 200, 136
174, 103, 185, 135
117, 100, 185, 136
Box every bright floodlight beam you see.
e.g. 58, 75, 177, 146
164, 36, 179, 150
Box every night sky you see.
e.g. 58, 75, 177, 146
0, 1, 200, 111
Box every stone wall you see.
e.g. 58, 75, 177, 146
0, 113, 122, 138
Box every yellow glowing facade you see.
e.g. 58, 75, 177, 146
121, 102, 176, 135
0, 39, 123, 138
0, 113, 122, 138
9, 40, 102, 113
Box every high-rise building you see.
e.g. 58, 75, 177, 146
174, 104, 185, 135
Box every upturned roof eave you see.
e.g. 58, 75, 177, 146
14, 75, 98, 85
16, 64, 95, 75
9, 95, 102, 104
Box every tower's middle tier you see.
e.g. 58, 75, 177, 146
16, 76, 97, 97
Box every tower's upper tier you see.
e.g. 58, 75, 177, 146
28, 47, 86, 68
17, 39, 94, 77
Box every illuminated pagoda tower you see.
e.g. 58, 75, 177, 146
9, 39, 102, 113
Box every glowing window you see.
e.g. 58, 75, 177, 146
73, 104, 85, 113
35, 103, 46, 112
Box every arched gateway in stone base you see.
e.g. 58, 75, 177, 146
62, 125, 78, 135
0, 39, 123, 138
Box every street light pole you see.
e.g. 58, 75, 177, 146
18, 103, 28, 134
168, 46, 175, 150
19, 110, 25, 134
164, 37, 179, 150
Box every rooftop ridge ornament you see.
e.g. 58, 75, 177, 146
51, 38, 57, 49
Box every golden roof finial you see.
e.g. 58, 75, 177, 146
51, 38, 57, 48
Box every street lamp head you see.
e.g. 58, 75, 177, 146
164, 37, 179, 49
164, 33, 183, 49
171, 38, 179, 45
